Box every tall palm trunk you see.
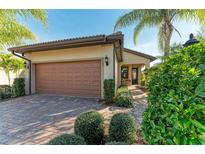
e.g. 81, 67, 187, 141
163, 10, 173, 57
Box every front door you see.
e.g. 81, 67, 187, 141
132, 68, 138, 85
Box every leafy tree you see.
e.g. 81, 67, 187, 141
0, 53, 24, 85
12, 57, 24, 76
0, 9, 47, 50
114, 9, 205, 56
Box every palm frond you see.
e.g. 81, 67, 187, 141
0, 19, 36, 49
133, 20, 146, 45
0, 9, 47, 50
133, 15, 162, 44
174, 9, 197, 22
195, 10, 205, 26
114, 9, 161, 31
172, 25, 182, 38
0, 9, 47, 27
114, 10, 142, 31
16, 9, 48, 27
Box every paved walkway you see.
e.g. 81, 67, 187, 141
128, 85, 148, 127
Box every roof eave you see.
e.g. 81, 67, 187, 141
124, 48, 156, 62
8, 36, 106, 54
8, 32, 124, 62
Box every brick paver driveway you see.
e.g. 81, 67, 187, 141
0, 95, 103, 144
0, 87, 147, 145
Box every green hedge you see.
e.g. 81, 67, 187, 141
109, 113, 136, 144
48, 134, 86, 145
0, 85, 12, 99
115, 86, 133, 108
104, 79, 115, 103
74, 111, 104, 145
142, 42, 205, 145
12, 78, 25, 97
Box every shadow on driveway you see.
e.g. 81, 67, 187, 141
0, 94, 130, 144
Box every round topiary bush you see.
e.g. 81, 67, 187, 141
106, 141, 128, 145
74, 111, 104, 145
109, 113, 136, 144
142, 42, 205, 145
115, 93, 133, 108
48, 134, 86, 145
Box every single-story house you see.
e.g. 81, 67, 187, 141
8, 32, 156, 98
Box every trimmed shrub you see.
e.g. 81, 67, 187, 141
74, 111, 104, 145
106, 141, 128, 145
104, 79, 115, 103
12, 78, 25, 97
115, 93, 133, 107
142, 42, 205, 145
109, 113, 136, 144
48, 134, 86, 145
115, 86, 133, 108
0, 85, 12, 99
116, 86, 128, 95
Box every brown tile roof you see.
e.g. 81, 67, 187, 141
124, 48, 156, 62
8, 32, 156, 62
8, 32, 123, 54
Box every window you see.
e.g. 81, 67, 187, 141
121, 66, 128, 79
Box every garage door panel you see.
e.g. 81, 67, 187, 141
35, 60, 101, 97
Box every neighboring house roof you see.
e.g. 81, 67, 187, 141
124, 48, 156, 62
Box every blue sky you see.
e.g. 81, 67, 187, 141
24, 9, 201, 60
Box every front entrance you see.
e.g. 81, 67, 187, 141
132, 68, 138, 85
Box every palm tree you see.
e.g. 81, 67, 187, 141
0, 9, 47, 50
114, 9, 205, 56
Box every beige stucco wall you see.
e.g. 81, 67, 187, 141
122, 51, 150, 65
0, 69, 24, 85
24, 44, 115, 97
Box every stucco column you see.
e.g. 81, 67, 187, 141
31, 63, 36, 94
118, 62, 122, 86
138, 65, 141, 84
24, 64, 29, 95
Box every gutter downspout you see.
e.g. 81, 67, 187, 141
11, 51, 31, 95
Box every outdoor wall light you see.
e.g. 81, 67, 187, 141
105, 56, 109, 66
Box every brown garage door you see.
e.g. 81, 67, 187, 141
35, 60, 101, 97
